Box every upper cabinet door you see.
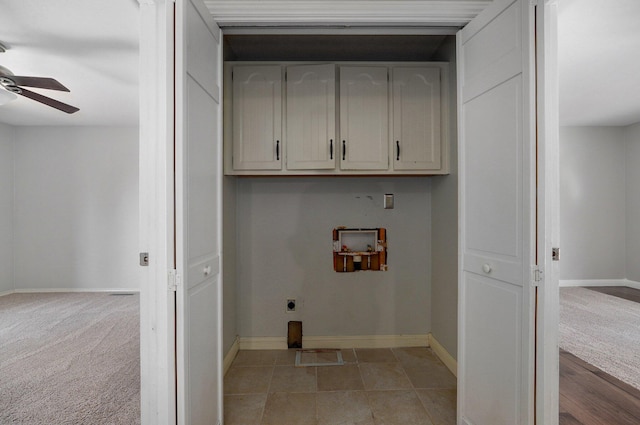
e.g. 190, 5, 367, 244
392, 67, 441, 170
339, 66, 389, 170
232, 65, 282, 170
286, 64, 336, 170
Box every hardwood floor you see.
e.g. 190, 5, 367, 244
560, 286, 640, 424
586, 285, 640, 304
560, 349, 640, 425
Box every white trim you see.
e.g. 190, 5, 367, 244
239, 337, 288, 350
0, 290, 15, 297
12, 288, 140, 294
223, 337, 240, 375
205, 0, 490, 26
138, 1, 177, 424
536, 2, 560, 424
222, 27, 460, 35
304, 334, 430, 349
560, 279, 640, 291
429, 334, 457, 377
239, 334, 430, 350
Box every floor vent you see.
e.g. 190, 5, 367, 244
295, 349, 344, 367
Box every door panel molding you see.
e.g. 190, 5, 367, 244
175, 0, 223, 424
457, 0, 536, 424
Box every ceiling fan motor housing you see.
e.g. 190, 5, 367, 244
0, 76, 22, 94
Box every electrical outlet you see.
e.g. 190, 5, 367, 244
286, 299, 296, 312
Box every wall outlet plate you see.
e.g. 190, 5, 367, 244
384, 194, 394, 209
286, 299, 296, 312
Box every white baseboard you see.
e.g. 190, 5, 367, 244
223, 337, 240, 376
560, 279, 640, 290
236, 333, 458, 378
428, 334, 457, 378
13, 288, 140, 294
0, 289, 15, 297
239, 334, 430, 350
303, 334, 429, 349
239, 336, 288, 350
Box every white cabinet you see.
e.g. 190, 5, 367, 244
232, 65, 282, 170
286, 64, 336, 170
339, 66, 389, 171
225, 61, 448, 175
392, 67, 441, 170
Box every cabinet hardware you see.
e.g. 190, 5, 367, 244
396, 140, 400, 160
276, 140, 280, 160
342, 140, 346, 160
330, 139, 333, 159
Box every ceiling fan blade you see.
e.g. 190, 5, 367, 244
8, 76, 70, 91
17, 87, 79, 114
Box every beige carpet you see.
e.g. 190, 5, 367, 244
0, 292, 140, 424
559, 287, 640, 390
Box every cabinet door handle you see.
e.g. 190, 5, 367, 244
396, 140, 400, 161
342, 140, 346, 161
330, 139, 333, 160
276, 140, 280, 161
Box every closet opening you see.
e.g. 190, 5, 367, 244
221, 32, 460, 424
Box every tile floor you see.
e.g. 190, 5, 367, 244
224, 347, 456, 425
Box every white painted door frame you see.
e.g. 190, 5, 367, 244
138, 1, 177, 424
535, 2, 560, 424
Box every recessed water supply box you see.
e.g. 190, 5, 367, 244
333, 227, 387, 272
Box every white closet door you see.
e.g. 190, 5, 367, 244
457, 0, 537, 424
286, 64, 336, 170
175, 0, 223, 423
339, 66, 389, 170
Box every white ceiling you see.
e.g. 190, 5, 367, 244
0, 0, 638, 128
558, 0, 640, 127
0, 0, 139, 127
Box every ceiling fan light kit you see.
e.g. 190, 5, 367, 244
0, 86, 17, 105
0, 42, 79, 114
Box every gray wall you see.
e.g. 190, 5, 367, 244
235, 177, 431, 338
223, 176, 238, 353
0, 123, 15, 294
626, 123, 640, 282
12, 126, 139, 291
430, 36, 458, 359
559, 126, 627, 280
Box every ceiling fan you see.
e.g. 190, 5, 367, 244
0, 62, 79, 114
